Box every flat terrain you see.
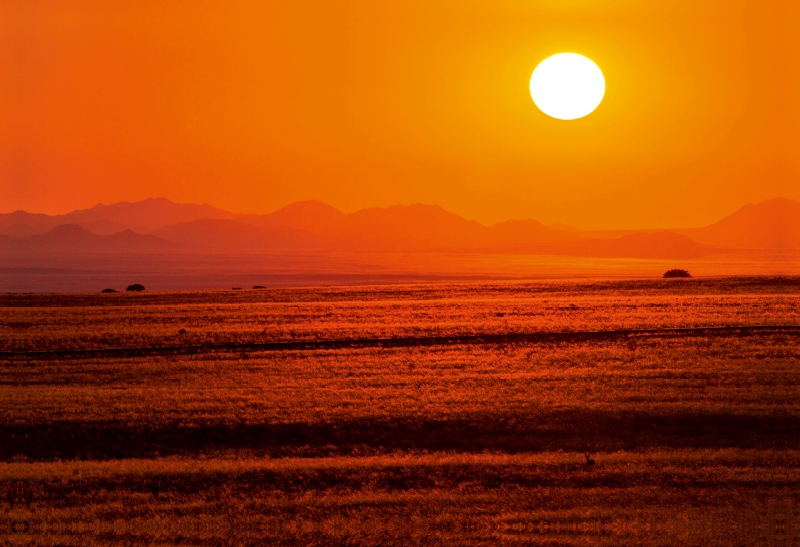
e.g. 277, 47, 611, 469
3, 277, 800, 545
3, 248, 800, 293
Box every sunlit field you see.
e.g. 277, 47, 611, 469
3, 277, 800, 545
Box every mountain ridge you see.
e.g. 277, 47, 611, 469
2, 196, 798, 257
677, 197, 800, 249
0, 224, 173, 252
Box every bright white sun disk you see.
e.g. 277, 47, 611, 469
530, 53, 605, 120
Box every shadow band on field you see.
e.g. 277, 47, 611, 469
4, 325, 800, 359
5, 410, 800, 460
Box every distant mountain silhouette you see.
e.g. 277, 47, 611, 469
1, 223, 44, 238
62, 198, 235, 231
484, 218, 581, 250
282, 204, 581, 251
239, 200, 346, 233
5, 196, 800, 258
154, 219, 325, 249
324, 204, 488, 250
0, 211, 56, 236
0, 224, 172, 252
150, 203, 701, 257
162, 202, 583, 251
678, 198, 800, 249
74, 219, 137, 236
0, 197, 234, 236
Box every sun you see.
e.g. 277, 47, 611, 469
530, 53, 605, 120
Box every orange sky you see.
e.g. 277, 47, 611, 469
1, 0, 798, 229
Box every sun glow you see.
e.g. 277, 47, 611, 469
530, 53, 605, 120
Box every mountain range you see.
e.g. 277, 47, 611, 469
1, 197, 799, 259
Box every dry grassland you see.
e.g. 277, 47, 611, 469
2, 277, 800, 545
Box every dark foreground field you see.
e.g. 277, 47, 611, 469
3, 277, 800, 545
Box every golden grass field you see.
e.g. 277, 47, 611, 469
3, 277, 800, 545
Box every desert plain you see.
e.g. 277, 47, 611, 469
1, 277, 799, 545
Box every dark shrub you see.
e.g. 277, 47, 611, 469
126, 284, 146, 292
663, 269, 691, 278
232, 287, 242, 291
100, 288, 117, 293
253, 285, 266, 289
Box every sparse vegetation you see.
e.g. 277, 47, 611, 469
100, 288, 116, 293
3, 279, 799, 353
664, 268, 692, 278
2, 277, 799, 545
125, 283, 146, 291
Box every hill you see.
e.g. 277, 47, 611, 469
324, 204, 488, 250
238, 200, 346, 233
61, 197, 236, 231
0, 198, 235, 236
1, 200, 709, 258
679, 197, 800, 249
0, 224, 173, 252
154, 202, 583, 251
153, 219, 325, 249
9, 196, 800, 257
148, 204, 704, 258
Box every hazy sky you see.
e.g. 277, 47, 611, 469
2, 0, 798, 228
